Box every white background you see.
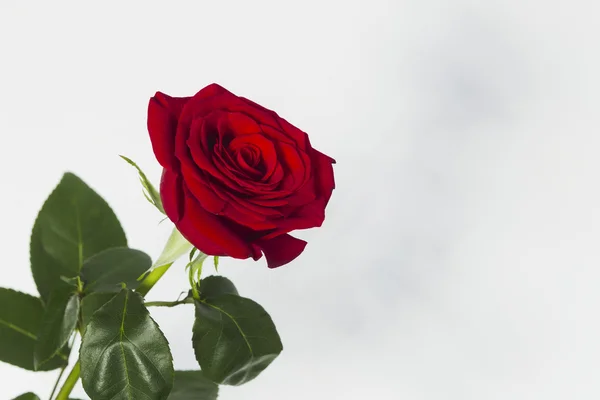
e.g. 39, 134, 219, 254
1, 1, 599, 399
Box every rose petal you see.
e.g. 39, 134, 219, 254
160, 169, 185, 222
175, 185, 253, 258
204, 178, 282, 218
251, 196, 288, 207
276, 141, 310, 193
184, 83, 229, 115
235, 148, 263, 178
180, 84, 238, 123
186, 116, 223, 178
212, 151, 260, 190
235, 99, 309, 151
312, 148, 336, 205
234, 97, 285, 132
254, 234, 307, 268
217, 193, 281, 230
182, 169, 227, 215
273, 199, 327, 233
264, 162, 284, 186
184, 113, 267, 196
221, 201, 278, 231
226, 112, 262, 136
148, 92, 190, 169
182, 170, 280, 230
284, 176, 317, 208
259, 123, 296, 147
212, 147, 282, 194
228, 133, 278, 178
273, 115, 311, 152
183, 114, 243, 192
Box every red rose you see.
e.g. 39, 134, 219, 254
147, 84, 335, 268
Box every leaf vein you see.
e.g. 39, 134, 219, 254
0, 317, 37, 340
119, 290, 132, 399
201, 300, 254, 356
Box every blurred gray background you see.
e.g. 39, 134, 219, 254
1, 1, 599, 399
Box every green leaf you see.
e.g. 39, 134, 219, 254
80, 292, 118, 335
11, 394, 83, 400
192, 294, 283, 385
81, 247, 152, 293
153, 227, 193, 270
12, 394, 84, 400
30, 172, 127, 302
120, 155, 165, 214
199, 276, 238, 299
34, 287, 79, 370
169, 370, 218, 399
12, 393, 40, 400
80, 289, 174, 399
0, 288, 67, 371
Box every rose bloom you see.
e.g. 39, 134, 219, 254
147, 84, 335, 268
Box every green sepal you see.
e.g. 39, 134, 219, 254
186, 252, 208, 280
119, 155, 165, 214
151, 227, 193, 272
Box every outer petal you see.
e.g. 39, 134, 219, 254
257, 198, 327, 243
273, 115, 311, 152
175, 185, 254, 259
148, 92, 191, 170
235, 98, 310, 150
312, 148, 336, 205
254, 234, 307, 268
196, 83, 228, 97
179, 83, 233, 122
272, 199, 326, 233
160, 169, 184, 223
236, 97, 285, 132
183, 170, 226, 215
276, 141, 311, 194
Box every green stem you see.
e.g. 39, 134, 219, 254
136, 263, 173, 296
49, 331, 78, 400
145, 298, 194, 307
48, 364, 67, 400
54, 361, 80, 400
